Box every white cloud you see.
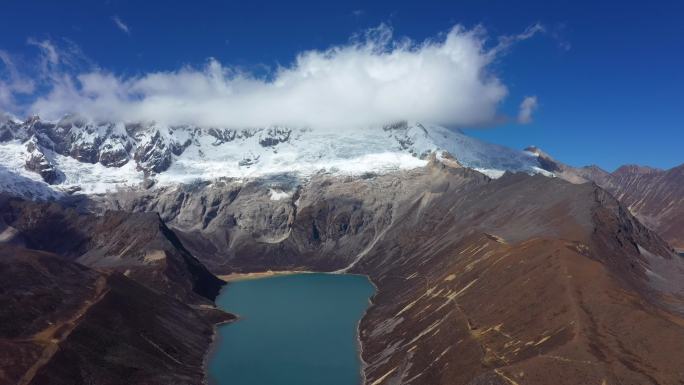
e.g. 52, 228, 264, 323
489, 23, 544, 58
13, 24, 540, 130
27, 38, 60, 65
0, 50, 36, 111
26, 38, 61, 79
112, 16, 130, 35
518, 96, 538, 124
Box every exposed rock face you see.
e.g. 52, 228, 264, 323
528, 146, 684, 252
589, 164, 684, 252
258, 127, 292, 147
88, 159, 684, 385
524, 146, 588, 183
98, 137, 131, 167
0, 116, 195, 178
207, 128, 237, 145
24, 138, 62, 184
131, 127, 192, 174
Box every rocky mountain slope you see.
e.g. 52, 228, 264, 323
1, 116, 683, 385
587, 164, 684, 252
0, 196, 233, 385
0, 196, 225, 302
88, 157, 684, 385
527, 146, 684, 252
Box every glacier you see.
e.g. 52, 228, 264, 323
0, 116, 547, 197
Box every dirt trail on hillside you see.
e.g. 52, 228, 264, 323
17, 276, 109, 385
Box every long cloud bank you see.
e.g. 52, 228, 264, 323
2, 24, 540, 130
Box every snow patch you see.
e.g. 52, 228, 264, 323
474, 168, 506, 179
268, 188, 292, 201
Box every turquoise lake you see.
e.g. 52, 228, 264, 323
208, 273, 375, 385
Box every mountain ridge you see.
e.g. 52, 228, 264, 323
0, 116, 545, 195
527, 146, 684, 252
0, 196, 234, 385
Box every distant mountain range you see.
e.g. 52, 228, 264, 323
527, 146, 684, 252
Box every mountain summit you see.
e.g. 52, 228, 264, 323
0, 116, 546, 195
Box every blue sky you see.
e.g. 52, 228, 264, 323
0, 0, 682, 171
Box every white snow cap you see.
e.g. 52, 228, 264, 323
0, 121, 544, 196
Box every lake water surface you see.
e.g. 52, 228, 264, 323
208, 273, 375, 385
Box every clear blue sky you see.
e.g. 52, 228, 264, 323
1, 0, 682, 171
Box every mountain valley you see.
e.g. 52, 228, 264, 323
1, 117, 683, 385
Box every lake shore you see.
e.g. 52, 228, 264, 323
217, 270, 312, 282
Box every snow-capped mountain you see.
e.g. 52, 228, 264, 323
0, 115, 547, 196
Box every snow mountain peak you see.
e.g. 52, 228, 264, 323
0, 116, 546, 196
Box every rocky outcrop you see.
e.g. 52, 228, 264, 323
24, 138, 62, 184
207, 128, 237, 145
258, 127, 292, 147
133, 129, 175, 174
98, 137, 131, 167
0, 116, 192, 177
525, 146, 588, 183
